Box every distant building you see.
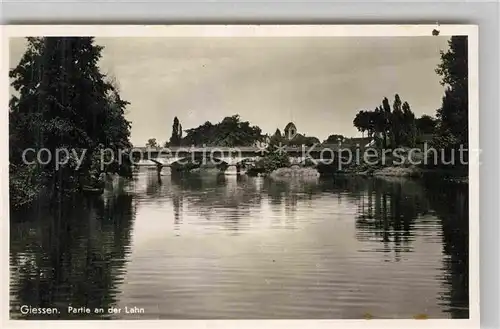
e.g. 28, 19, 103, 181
284, 122, 297, 140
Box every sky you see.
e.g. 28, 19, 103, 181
9, 36, 450, 146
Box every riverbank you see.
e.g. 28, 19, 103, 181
9, 165, 117, 209
248, 162, 467, 184
373, 166, 468, 183
330, 164, 468, 183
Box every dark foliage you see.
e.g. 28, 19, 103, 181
9, 37, 132, 207
183, 115, 262, 147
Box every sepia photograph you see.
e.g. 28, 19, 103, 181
3, 25, 478, 325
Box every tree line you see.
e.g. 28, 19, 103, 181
9, 36, 468, 207
146, 117, 340, 148
351, 35, 468, 169
9, 37, 133, 207
145, 104, 436, 150
352, 95, 437, 148
136, 36, 470, 174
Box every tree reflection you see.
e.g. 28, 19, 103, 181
353, 178, 431, 258
349, 175, 469, 318
172, 191, 183, 233
145, 170, 164, 198
10, 193, 136, 319
263, 177, 322, 206
424, 178, 469, 319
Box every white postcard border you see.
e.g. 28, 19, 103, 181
0, 24, 480, 329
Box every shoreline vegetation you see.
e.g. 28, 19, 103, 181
164, 154, 468, 182
10, 36, 469, 209
248, 160, 468, 184
9, 37, 133, 209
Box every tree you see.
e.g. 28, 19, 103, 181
324, 134, 345, 144
101, 77, 133, 176
9, 37, 132, 205
9, 38, 45, 166
415, 114, 436, 134
183, 121, 215, 146
416, 115, 436, 135
391, 94, 404, 147
351, 94, 417, 149
182, 115, 262, 147
353, 110, 372, 137
146, 138, 158, 148
214, 115, 262, 146
401, 101, 417, 147
435, 36, 468, 147
259, 151, 290, 173
428, 36, 468, 168
169, 116, 182, 146
269, 128, 284, 146
288, 133, 320, 147
380, 98, 392, 148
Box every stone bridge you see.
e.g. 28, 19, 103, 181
141, 155, 314, 167
130, 145, 361, 168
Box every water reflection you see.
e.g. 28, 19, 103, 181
10, 188, 136, 319
354, 178, 427, 257
10, 170, 469, 319
425, 179, 469, 318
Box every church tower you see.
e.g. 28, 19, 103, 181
284, 122, 297, 141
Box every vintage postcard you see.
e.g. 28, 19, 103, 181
1, 25, 479, 328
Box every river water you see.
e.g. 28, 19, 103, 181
9, 169, 469, 319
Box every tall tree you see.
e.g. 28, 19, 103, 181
427, 36, 469, 168
391, 94, 404, 147
269, 128, 284, 146
9, 37, 132, 205
169, 116, 182, 146
380, 98, 392, 148
435, 36, 468, 147
352, 95, 417, 149
401, 101, 417, 147
102, 77, 133, 176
